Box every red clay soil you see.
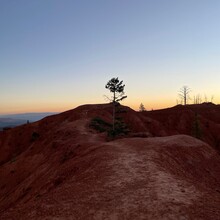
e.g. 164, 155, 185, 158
143, 103, 220, 151
0, 104, 220, 219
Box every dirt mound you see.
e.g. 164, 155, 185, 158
0, 103, 220, 219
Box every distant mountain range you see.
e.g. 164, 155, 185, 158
0, 112, 57, 130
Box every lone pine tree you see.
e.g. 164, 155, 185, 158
105, 77, 127, 131
139, 103, 146, 112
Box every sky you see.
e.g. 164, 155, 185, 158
1, 0, 220, 114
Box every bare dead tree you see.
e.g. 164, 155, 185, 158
178, 86, 191, 105
194, 94, 202, 104
204, 94, 208, 103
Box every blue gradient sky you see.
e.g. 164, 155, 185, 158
1, 0, 220, 113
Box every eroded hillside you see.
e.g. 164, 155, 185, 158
0, 104, 220, 219
143, 103, 220, 151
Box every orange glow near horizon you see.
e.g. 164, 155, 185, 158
0, 100, 180, 114
1, 94, 219, 114
0, 103, 71, 115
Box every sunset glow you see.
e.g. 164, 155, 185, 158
1, 0, 220, 114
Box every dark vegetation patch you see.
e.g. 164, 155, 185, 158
60, 150, 76, 164
90, 116, 130, 139
31, 131, 40, 142
191, 113, 202, 139
108, 120, 130, 138
89, 117, 111, 133
3, 127, 12, 131
54, 177, 63, 187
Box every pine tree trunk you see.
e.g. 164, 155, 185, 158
113, 91, 116, 131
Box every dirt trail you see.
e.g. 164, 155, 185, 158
73, 119, 104, 143
99, 140, 201, 219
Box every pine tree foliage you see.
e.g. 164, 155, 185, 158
105, 77, 127, 103
139, 103, 146, 112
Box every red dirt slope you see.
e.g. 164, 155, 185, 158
143, 103, 220, 151
0, 104, 220, 219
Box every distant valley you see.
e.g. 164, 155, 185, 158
0, 112, 57, 130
